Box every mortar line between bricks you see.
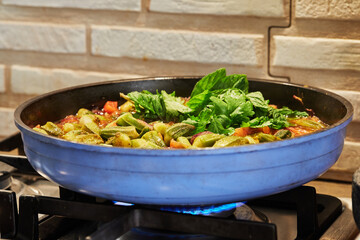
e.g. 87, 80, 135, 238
267, 0, 292, 82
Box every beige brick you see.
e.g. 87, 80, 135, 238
0, 65, 4, 93
273, 36, 360, 71
150, 0, 285, 17
330, 141, 360, 175
11, 65, 144, 95
0, 21, 86, 53
91, 26, 264, 66
0, 107, 17, 136
296, 0, 360, 20
2, 0, 141, 11
329, 89, 360, 122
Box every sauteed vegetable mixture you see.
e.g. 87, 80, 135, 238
33, 68, 327, 149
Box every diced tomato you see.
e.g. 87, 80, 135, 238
103, 101, 118, 114
268, 104, 278, 109
233, 127, 251, 137
170, 139, 186, 149
261, 126, 271, 134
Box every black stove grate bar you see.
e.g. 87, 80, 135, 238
0, 133, 35, 173
248, 186, 342, 240
0, 190, 17, 239
16, 194, 277, 240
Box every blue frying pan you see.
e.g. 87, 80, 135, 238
14, 77, 353, 205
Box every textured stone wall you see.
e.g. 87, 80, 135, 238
0, 0, 359, 176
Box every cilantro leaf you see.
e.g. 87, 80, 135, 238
127, 91, 165, 119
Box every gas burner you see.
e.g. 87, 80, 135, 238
115, 203, 270, 240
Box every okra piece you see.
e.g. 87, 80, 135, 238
213, 136, 248, 148
33, 127, 49, 135
75, 134, 104, 145
177, 137, 192, 148
99, 126, 139, 139
62, 123, 82, 133
110, 132, 131, 147
40, 122, 64, 136
164, 123, 196, 145
62, 130, 88, 141
291, 119, 325, 130
274, 129, 292, 139
153, 122, 169, 136
131, 139, 162, 149
119, 101, 135, 113
192, 133, 225, 148
256, 133, 280, 142
142, 131, 166, 147
77, 108, 93, 117
116, 113, 150, 132
80, 115, 100, 134
244, 136, 258, 144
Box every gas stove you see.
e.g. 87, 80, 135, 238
0, 133, 358, 240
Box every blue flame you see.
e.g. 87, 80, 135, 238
112, 201, 246, 216
160, 202, 245, 216
113, 201, 134, 206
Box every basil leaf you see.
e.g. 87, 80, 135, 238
209, 96, 228, 115
186, 90, 211, 114
246, 91, 269, 109
190, 68, 249, 97
230, 101, 255, 123
191, 68, 226, 97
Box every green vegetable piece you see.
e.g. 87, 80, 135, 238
177, 136, 192, 148
213, 136, 248, 148
256, 133, 280, 143
116, 112, 150, 132
292, 119, 325, 130
33, 127, 49, 135
274, 129, 292, 139
244, 136, 257, 144
75, 134, 104, 145
77, 108, 93, 117
80, 115, 100, 134
99, 126, 139, 139
40, 122, 64, 136
104, 120, 118, 129
153, 122, 169, 136
164, 123, 196, 146
111, 132, 131, 147
142, 131, 166, 147
131, 139, 162, 149
62, 123, 82, 133
62, 130, 88, 141
192, 133, 225, 148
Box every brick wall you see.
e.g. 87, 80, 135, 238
0, 0, 359, 176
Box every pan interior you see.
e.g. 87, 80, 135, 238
18, 77, 351, 128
